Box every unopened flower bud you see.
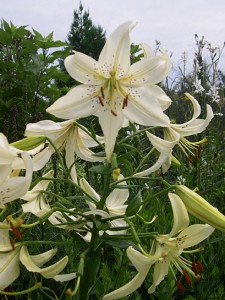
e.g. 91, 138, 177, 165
175, 185, 225, 232
11, 136, 46, 151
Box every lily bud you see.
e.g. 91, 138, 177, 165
171, 155, 181, 168
175, 185, 225, 232
10, 136, 46, 151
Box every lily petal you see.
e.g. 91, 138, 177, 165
103, 270, 149, 300
28, 248, 58, 267
20, 246, 68, 279
123, 86, 170, 126
98, 106, 124, 161
126, 53, 171, 85
173, 104, 214, 136
0, 153, 33, 205
0, 249, 20, 290
172, 93, 201, 128
103, 246, 154, 299
148, 254, 170, 294
21, 170, 53, 201
53, 272, 77, 282
99, 21, 137, 79
167, 193, 189, 238
46, 85, 100, 120
106, 175, 128, 215
64, 52, 104, 84
174, 224, 215, 248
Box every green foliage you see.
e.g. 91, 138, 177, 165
0, 19, 69, 141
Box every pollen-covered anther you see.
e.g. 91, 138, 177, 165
98, 96, 104, 107
175, 280, 186, 291
122, 95, 128, 109
111, 109, 117, 116
194, 146, 201, 160
197, 260, 204, 273
100, 87, 105, 99
9, 237, 15, 250
183, 270, 192, 286
191, 261, 198, 276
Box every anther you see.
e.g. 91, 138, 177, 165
100, 87, 105, 99
9, 237, 15, 250
197, 260, 204, 273
122, 95, 128, 109
98, 96, 104, 107
9, 222, 22, 241
183, 270, 192, 286
175, 280, 186, 291
187, 156, 193, 164
191, 261, 198, 276
111, 110, 117, 116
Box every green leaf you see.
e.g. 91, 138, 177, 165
104, 239, 134, 249
79, 250, 101, 300
89, 164, 111, 175
126, 191, 142, 216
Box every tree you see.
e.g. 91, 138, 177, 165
57, 2, 106, 90
68, 2, 106, 60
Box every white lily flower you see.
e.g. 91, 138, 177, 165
148, 193, 215, 294
80, 175, 129, 241
0, 134, 33, 206
103, 246, 156, 300
46, 21, 171, 161
0, 228, 76, 290
21, 170, 54, 217
25, 119, 105, 182
135, 93, 214, 176
103, 193, 214, 299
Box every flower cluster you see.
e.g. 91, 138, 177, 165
0, 21, 224, 298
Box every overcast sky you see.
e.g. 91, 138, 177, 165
1, 0, 225, 71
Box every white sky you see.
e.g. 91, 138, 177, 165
1, 0, 225, 71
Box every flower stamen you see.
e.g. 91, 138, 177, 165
100, 87, 105, 99
9, 237, 15, 250
176, 280, 186, 291
197, 260, 204, 273
122, 95, 128, 109
191, 261, 198, 276
183, 270, 192, 286
98, 96, 104, 107
111, 109, 117, 116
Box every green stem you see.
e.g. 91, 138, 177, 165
142, 186, 175, 205
118, 126, 155, 144
0, 282, 42, 295
74, 121, 105, 150
125, 216, 141, 244
97, 172, 111, 210
134, 147, 156, 174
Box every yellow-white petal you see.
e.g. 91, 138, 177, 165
65, 52, 104, 85
126, 53, 171, 85
20, 246, 68, 279
174, 224, 215, 248
0, 249, 20, 290
167, 193, 189, 238
99, 21, 137, 79
46, 85, 100, 120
